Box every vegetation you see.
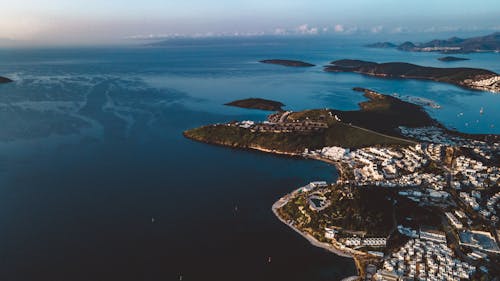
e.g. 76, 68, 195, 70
184, 89, 425, 152
324, 59, 497, 90
279, 185, 395, 236
332, 88, 437, 135
184, 121, 410, 153
394, 195, 442, 229
225, 98, 284, 111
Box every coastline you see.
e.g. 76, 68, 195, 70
272, 192, 355, 259
324, 60, 500, 93
190, 134, 365, 275
183, 88, 499, 279
185, 133, 364, 277
270, 151, 371, 279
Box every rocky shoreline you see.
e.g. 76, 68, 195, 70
0, 76, 13, 83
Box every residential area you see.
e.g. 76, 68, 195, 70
276, 125, 499, 280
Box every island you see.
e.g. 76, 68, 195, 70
438, 56, 470, 62
365, 42, 397, 48
225, 98, 284, 111
259, 59, 315, 67
184, 87, 500, 280
324, 59, 500, 93
0, 76, 12, 83
366, 32, 500, 54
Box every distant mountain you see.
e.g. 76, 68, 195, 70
365, 42, 397, 48
367, 32, 500, 54
0, 76, 12, 83
397, 41, 417, 51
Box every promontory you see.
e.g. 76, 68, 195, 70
324, 59, 500, 93
0, 76, 12, 83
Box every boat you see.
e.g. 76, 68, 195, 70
480, 107, 484, 115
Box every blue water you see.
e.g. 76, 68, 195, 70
0, 36, 498, 281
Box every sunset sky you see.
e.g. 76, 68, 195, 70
1, 0, 499, 45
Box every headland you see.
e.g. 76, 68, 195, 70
324, 60, 500, 93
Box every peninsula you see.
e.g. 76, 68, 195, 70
184, 88, 500, 280
324, 59, 500, 93
225, 98, 284, 111
0, 76, 12, 83
366, 32, 500, 53
438, 56, 470, 62
260, 59, 315, 67
184, 88, 425, 154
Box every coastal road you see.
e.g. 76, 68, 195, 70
279, 111, 293, 123
347, 123, 417, 145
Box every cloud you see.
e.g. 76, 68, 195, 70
126, 30, 269, 40
370, 25, 384, 33
391, 26, 408, 33
274, 28, 287, 35
334, 24, 344, 32
295, 24, 319, 35
422, 26, 460, 33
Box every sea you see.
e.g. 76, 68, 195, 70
0, 35, 498, 281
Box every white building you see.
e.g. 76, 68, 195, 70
445, 212, 463, 229
420, 228, 447, 244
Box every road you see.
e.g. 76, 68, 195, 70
347, 123, 417, 145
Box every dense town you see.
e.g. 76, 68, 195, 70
275, 124, 499, 280
465, 75, 500, 93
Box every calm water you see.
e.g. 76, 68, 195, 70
0, 37, 498, 281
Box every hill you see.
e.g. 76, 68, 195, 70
365, 42, 397, 48
324, 59, 499, 92
225, 98, 284, 111
366, 32, 500, 53
183, 88, 429, 153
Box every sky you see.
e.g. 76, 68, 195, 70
1, 0, 499, 46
